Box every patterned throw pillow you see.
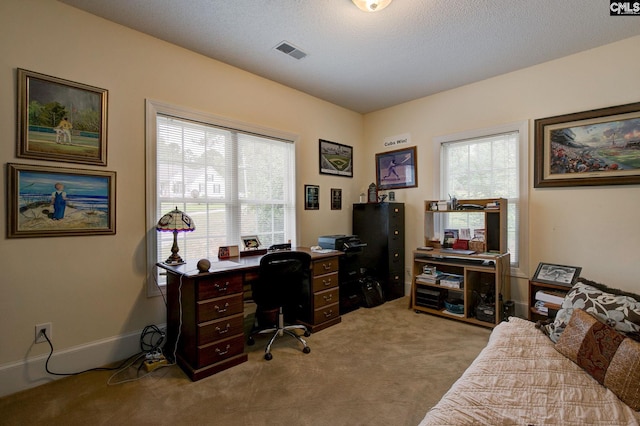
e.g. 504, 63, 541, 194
544, 280, 640, 343
555, 309, 640, 411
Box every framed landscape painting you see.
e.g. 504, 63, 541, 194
319, 139, 353, 177
17, 68, 108, 166
7, 163, 116, 238
534, 102, 640, 187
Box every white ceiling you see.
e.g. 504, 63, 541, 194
58, 0, 640, 114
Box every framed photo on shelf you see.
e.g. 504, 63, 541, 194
376, 146, 417, 190
319, 139, 353, 177
304, 184, 320, 210
534, 101, 640, 187
7, 163, 116, 238
330, 188, 342, 210
532, 262, 582, 287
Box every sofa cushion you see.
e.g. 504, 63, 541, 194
555, 309, 640, 411
544, 279, 640, 343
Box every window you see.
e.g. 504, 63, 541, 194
146, 100, 298, 293
435, 121, 528, 275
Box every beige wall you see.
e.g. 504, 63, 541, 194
1, 0, 639, 397
363, 36, 640, 307
0, 0, 362, 395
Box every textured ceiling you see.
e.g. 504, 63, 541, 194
58, 0, 640, 114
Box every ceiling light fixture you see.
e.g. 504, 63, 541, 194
352, 0, 393, 12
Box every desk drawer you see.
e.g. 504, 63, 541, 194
197, 293, 244, 322
314, 287, 339, 309
313, 302, 339, 324
197, 274, 243, 301
198, 313, 244, 345
312, 272, 338, 292
197, 334, 245, 368
312, 257, 339, 276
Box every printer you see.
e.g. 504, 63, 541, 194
318, 235, 366, 252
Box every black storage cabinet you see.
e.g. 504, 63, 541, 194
352, 202, 405, 301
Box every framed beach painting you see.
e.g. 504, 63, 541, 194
7, 163, 116, 238
17, 68, 108, 166
534, 101, 640, 187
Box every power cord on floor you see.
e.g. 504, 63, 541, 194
41, 330, 143, 376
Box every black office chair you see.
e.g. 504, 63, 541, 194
248, 251, 312, 360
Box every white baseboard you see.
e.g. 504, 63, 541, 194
0, 324, 166, 398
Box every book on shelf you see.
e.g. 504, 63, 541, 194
535, 290, 565, 306
416, 272, 443, 284
534, 300, 562, 315
440, 274, 464, 289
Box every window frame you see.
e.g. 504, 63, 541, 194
145, 99, 299, 296
433, 120, 529, 278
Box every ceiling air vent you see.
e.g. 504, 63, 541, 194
274, 41, 307, 60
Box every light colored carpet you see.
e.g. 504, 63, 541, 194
0, 297, 491, 425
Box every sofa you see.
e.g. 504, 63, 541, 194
419, 279, 640, 425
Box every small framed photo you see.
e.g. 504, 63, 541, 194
304, 184, 319, 210
17, 68, 108, 166
331, 188, 342, 210
241, 236, 261, 250
376, 146, 417, 190
218, 245, 239, 258
532, 262, 582, 287
319, 139, 353, 177
7, 163, 116, 238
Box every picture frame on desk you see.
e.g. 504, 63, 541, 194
532, 262, 581, 287
241, 236, 261, 250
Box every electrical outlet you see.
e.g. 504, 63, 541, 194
35, 323, 52, 344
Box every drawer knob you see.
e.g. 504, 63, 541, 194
323, 294, 333, 302
322, 263, 332, 270
215, 323, 231, 335
215, 344, 231, 356
323, 309, 333, 318
323, 278, 332, 286
214, 302, 230, 313
214, 282, 230, 292
394, 230, 399, 235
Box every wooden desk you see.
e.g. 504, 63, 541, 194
157, 248, 342, 381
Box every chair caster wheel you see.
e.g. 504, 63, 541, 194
264, 353, 273, 361
304, 330, 311, 337
248, 337, 255, 346
303, 346, 311, 354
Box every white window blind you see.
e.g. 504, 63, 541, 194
440, 130, 521, 266
146, 100, 297, 294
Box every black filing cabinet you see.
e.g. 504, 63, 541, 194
353, 202, 405, 301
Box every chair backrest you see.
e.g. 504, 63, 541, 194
253, 251, 312, 313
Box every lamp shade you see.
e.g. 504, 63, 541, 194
156, 207, 195, 265
156, 207, 195, 232
352, 0, 393, 12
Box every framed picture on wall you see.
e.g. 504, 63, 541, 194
319, 139, 353, 177
376, 146, 418, 190
534, 101, 640, 187
331, 188, 342, 210
7, 163, 116, 238
17, 68, 108, 166
304, 184, 320, 210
